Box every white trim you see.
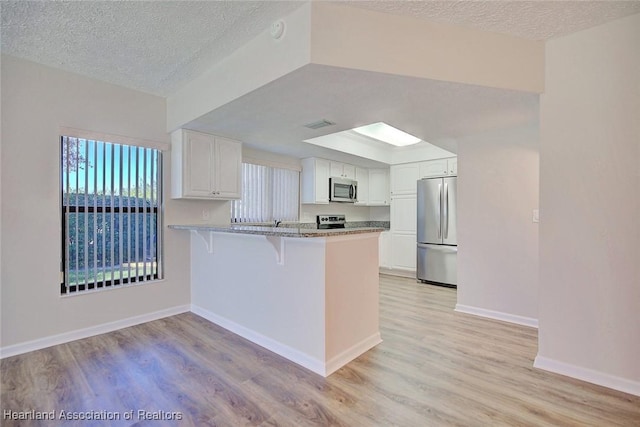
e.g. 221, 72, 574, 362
0, 305, 190, 359
59, 126, 170, 151
534, 355, 640, 397
191, 304, 327, 376
379, 268, 416, 279
455, 304, 538, 328
325, 333, 382, 376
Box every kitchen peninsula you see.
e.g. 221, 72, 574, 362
169, 224, 384, 376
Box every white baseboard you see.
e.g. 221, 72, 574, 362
379, 268, 415, 279
455, 304, 538, 328
0, 305, 191, 359
534, 355, 640, 397
325, 332, 382, 376
191, 304, 327, 376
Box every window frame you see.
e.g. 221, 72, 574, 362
60, 135, 164, 295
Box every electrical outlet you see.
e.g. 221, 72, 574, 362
202, 209, 210, 221
532, 209, 540, 223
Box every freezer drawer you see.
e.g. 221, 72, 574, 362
417, 243, 457, 286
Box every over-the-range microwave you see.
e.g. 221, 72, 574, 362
330, 177, 358, 203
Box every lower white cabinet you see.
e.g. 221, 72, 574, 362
391, 195, 417, 233
379, 231, 391, 269
391, 233, 416, 271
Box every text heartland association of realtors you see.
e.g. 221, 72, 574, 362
3, 409, 183, 421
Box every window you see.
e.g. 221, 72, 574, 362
231, 163, 299, 223
60, 136, 162, 295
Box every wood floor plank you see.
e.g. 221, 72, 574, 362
2, 275, 639, 426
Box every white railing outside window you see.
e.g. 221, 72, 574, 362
231, 163, 299, 223
60, 136, 162, 295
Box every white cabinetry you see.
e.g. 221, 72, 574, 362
330, 161, 355, 179
302, 158, 390, 206
391, 195, 417, 233
368, 169, 390, 206
355, 167, 369, 205
447, 158, 457, 176
171, 129, 241, 200
418, 157, 457, 178
391, 234, 417, 271
301, 158, 330, 204
379, 231, 391, 269
391, 163, 419, 195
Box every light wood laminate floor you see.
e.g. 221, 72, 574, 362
2, 275, 639, 426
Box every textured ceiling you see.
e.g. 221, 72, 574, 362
337, 1, 640, 41
2, 1, 640, 96
0, 1, 303, 96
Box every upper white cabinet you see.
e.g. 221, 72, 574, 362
391, 163, 419, 195
171, 129, 241, 200
301, 158, 330, 204
368, 169, 390, 206
302, 158, 390, 206
419, 157, 457, 178
447, 158, 458, 176
330, 161, 355, 179
355, 167, 369, 205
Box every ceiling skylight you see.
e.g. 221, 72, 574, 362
352, 122, 421, 147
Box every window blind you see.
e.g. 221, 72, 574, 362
60, 136, 162, 294
231, 163, 299, 223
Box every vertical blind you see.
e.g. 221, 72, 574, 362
60, 136, 162, 294
231, 163, 299, 223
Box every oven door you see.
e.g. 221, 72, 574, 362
330, 178, 357, 202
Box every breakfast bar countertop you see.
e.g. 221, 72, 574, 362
167, 224, 385, 238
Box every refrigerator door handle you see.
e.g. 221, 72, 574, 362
444, 182, 449, 239
437, 183, 442, 239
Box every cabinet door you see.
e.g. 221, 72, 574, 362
419, 159, 449, 178
330, 161, 344, 178
213, 137, 242, 199
368, 169, 390, 205
447, 158, 458, 176
355, 167, 369, 205
379, 231, 391, 268
315, 159, 330, 203
391, 163, 419, 195
391, 233, 417, 271
342, 164, 356, 179
183, 131, 215, 198
391, 195, 417, 233
302, 158, 330, 204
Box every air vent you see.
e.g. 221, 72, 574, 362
304, 119, 336, 130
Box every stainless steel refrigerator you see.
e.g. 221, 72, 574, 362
417, 177, 457, 286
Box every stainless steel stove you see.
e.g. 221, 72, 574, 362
316, 214, 346, 229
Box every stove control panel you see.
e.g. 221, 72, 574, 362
316, 214, 346, 229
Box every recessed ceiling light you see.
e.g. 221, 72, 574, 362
352, 122, 421, 147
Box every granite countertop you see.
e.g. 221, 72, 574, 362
167, 224, 385, 238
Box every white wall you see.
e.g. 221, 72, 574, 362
456, 126, 539, 326
537, 14, 640, 394
0, 56, 208, 351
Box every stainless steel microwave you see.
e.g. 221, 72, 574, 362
330, 177, 358, 203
